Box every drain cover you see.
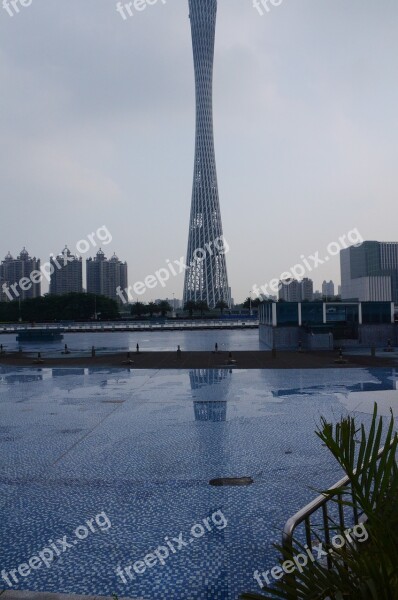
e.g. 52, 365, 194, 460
209, 477, 253, 487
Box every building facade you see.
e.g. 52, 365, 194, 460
183, 0, 231, 309
86, 250, 127, 303
322, 280, 335, 298
341, 242, 398, 303
259, 301, 396, 350
279, 279, 301, 302
0, 248, 41, 301
49, 247, 83, 295
279, 278, 314, 302
301, 278, 314, 302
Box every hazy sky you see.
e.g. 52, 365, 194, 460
1, 0, 397, 302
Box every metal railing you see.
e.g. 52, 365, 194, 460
282, 443, 392, 596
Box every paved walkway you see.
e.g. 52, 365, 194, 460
0, 592, 138, 600
0, 349, 397, 369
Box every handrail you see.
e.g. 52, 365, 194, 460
281, 442, 395, 600
282, 442, 392, 554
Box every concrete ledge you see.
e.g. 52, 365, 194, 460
0, 591, 139, 600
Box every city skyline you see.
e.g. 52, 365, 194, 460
1, 1, 397, 301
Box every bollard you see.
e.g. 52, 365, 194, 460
136, 343, 140, 354
227, 351, 236, 365
91, 346, 96, 358
122, 352, 134, 366
334, 346, 347, 364
33, 352, 44, 364
215, 343, 218, 353
371, 345, 376, 357
177, 345, 182, 358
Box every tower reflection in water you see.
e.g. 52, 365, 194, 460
189, 368, 232, 422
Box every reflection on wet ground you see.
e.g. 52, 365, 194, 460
0, 367, 396, 600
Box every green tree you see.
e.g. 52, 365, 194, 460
215, 300, 229, 315
147, 302, 157, 317
184, 300, 197, 318
196, 300, 209, 317
0, 293, 119, 322
131, 302, 147, 318
157, 301, 172, 317
243, 297, 261, 309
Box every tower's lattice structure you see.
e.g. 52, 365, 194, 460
183, 0, 231, 309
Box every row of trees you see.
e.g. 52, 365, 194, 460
0, 293, 119, 322
130, 300, 230, 318
131, 301, 173, 317
183, 299, 229, 317
0, 295, 245, 323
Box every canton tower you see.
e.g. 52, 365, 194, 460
183, 0, 231, 309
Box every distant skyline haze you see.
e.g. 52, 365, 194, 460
1, 0, 397, 301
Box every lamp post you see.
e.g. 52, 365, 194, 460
249, 291, 252, 316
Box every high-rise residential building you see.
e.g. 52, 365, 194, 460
279, 279, 302, 302
279, 278, 314, 302
322, 280, 335, 298
301, 278, 314, 302
340, 242, 398, 302
0, 248, 41, 301
183, 0, 231, 309
86, 249, 127, 303
49, 246, 83, 296
0, 276, 8, 302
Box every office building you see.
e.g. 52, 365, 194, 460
341, 242, 398, 302
49, 246, 83, 295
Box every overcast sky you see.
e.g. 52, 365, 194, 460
1, 0, 397, 302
